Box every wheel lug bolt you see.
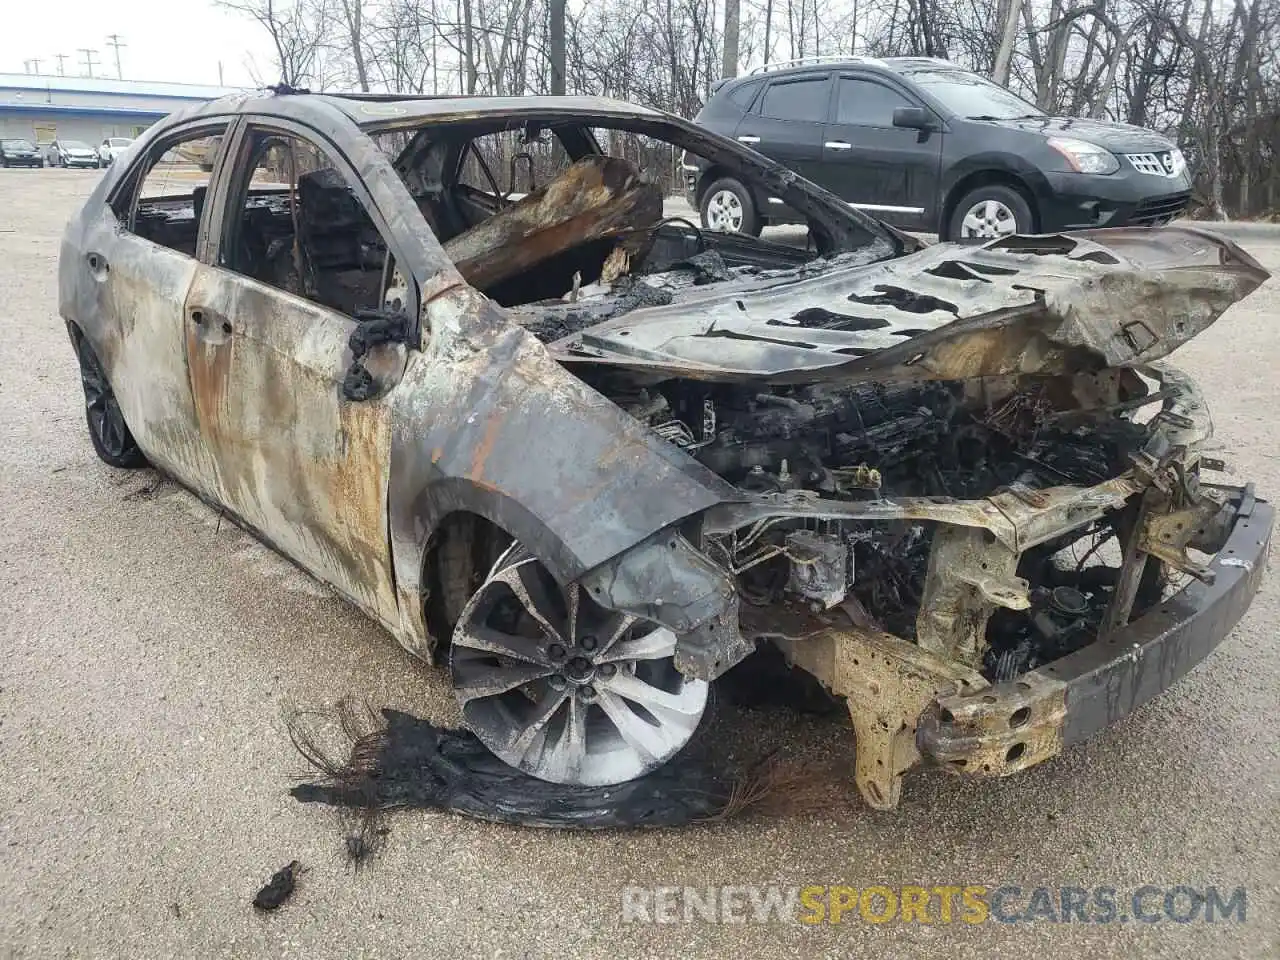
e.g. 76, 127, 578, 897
599, 663, 617, 678
547, 642, 567, 662
549, 675, 567, 690
580, 635, 597, 652
578, 684, 596, 701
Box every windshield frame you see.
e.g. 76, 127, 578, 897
904, 69, 1044, 121
1, 139, 36, 150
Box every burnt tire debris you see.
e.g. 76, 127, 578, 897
252, 861, 304, 912
287, 668, 839, 841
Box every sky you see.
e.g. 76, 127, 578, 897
1, 0, 278, 87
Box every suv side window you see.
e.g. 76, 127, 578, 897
758, 77, 829, 123
111, 125, 229, 258
835, 78, 915, 127
727, 80, 762, 110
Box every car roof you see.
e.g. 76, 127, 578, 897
717, 55, 966, 90
175, 90, 668, 131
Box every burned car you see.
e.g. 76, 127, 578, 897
60, 90, 1271, 809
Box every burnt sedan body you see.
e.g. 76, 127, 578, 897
60, 90, 1271, 809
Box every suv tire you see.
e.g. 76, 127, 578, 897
947, 183, 1034, 241
700, 177, 762, 236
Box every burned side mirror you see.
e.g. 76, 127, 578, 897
342, 307, 412, 402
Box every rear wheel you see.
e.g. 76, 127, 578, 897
450, 544, 708, 786
72, 329, 146, 468
947, 184, 1034, 241
699, 176, 761, 236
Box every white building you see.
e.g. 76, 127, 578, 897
0, 73, 240, 146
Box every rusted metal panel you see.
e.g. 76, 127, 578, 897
386, 288, 742, 656
63, 206, 224, 496
757, 605, 987, 810
185, 265, 401, 627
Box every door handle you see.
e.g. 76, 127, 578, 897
824, 141, 853, 151
737, 135, 761, 144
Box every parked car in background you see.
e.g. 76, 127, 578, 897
98, 137, 135, 166
46, 139, 102, 169
0, 138, 44, 167
688, 55, 1192, 239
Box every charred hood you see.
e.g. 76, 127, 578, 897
547, 225, 1268, 385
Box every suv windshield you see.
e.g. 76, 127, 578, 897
108, 138, 132, 147
908, 70, 1044, 120
64, 141, 91, 150
3, 139, 35, 150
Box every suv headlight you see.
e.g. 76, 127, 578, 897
1047, 137, 1120, 175
1168, 146, 1187, 177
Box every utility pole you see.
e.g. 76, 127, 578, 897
55, 53, 68, 76
30, 58, 43, 75
105, 34, 126, 79
78, 48, 99, 79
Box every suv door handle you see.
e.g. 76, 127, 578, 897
737, 135, 761, 144
824, 141, 853, 150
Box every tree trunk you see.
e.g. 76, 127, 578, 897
764, 0, 773, 64
340, 0, 369, 92
549, 0, 566, 94
992, 0, 1020, 85
723, 0, 740, 78
461, 0, 478, 94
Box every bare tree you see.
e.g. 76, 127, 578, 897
219, 0, 330, 87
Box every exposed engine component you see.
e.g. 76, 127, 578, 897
784, 530, 851, 610
587, 369, 1167, 681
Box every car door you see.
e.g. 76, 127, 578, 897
733, 73, 832, 187
75, 119, 236, 495
183, 117, 415, 626
820, 74, 943, 229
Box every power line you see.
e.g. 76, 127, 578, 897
105, 34, 127, 80
77, 48, 99, 78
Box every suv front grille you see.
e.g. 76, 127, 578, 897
1125, 151, 1180, 176
1129, 192, 1191, 226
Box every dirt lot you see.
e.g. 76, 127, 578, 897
2, 168, 1278, 959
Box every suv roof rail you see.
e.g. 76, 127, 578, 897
885, 56, 955, 67
745, 54, 887, 76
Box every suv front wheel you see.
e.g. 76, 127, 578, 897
948, 184, 1034, 240
700, 177, 762, 236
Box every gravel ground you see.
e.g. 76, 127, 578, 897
2, 168, 1278, 959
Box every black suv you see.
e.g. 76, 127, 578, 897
688, 56, 1192, 239
0, 138, 44, 168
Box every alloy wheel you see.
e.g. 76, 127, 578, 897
450, 545, 708, 786
77, 339, 133, 460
